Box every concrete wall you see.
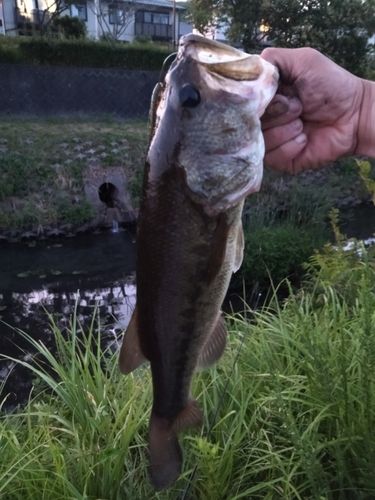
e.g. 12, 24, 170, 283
0, 63, 159, 116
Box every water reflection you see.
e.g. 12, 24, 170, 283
0, 228, 137, 409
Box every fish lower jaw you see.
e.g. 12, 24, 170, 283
203, 166, 263, 216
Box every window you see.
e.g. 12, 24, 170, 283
135, 9, 172, 41
138, 10, 169, 25
70, 2, 87, 22
109, 4, 126, 25
153, 13, 169, 25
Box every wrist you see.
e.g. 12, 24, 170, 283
356, 79, 375, 158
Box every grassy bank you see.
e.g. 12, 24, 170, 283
0, 117, 369, 236
1, 242, 375, 498
0, 116, 148, 231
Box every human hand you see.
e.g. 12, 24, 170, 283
261, 47, 366, 174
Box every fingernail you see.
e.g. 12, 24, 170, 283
295, 133, 307, 144
289, 97, 302, 113
266, 100, 288, 117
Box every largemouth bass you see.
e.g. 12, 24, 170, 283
119, 34, 278, 490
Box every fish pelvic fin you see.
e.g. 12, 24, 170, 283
172, 399, 203, 433
149, 401, 203, 490
197, 314, 227, 369
119, 306, 147, 374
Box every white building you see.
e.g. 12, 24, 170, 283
0, 0, 190, 42
0, 0, 17, 34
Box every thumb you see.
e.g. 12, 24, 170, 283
261, 47, 303, 84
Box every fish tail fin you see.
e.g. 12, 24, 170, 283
149, 401, 203, 490
149, 414, 182, 490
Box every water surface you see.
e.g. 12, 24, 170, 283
0, 228, 136, 408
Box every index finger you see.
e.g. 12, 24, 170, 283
262, 95, 303, 130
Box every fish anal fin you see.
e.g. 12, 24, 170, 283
172, 399, 203, 433
233, 222, 244, 273
119, 307, 147, 374
197, 314, 227, 370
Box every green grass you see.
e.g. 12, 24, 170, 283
236, 221, 329, 290
235, 158, 371, 291
1, 244, 375, 498
0, 116, 148, 230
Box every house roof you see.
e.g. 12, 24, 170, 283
137, 0, 186, 10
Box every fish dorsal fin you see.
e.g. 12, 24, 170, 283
233, 222, 245, 273
119, 306, 147, 374
197, 314, 227, 370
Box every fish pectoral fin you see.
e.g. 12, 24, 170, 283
119, 306, 147, 374
206, 213, 230, 283
197, 314, 227, 370
233, 222, 245, 273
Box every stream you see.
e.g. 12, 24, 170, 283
1, 202, 374, 409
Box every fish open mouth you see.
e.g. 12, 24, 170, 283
179, 34, 265, 81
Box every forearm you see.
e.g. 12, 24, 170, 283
356, 79, 375, 158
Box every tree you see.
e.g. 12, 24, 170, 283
188, 0, 375, 75
263, 0, 374, 75
188, 0, 270, 47
90, 0, 136, 42
187, 0, 222, 36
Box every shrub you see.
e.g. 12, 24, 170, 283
58, 199, 94, 225
52, 16, 87, 39
236, 221, 329, 292
0, 155, 33, 200
0, 37, 170, 70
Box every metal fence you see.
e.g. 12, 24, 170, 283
0, 63, 159, 117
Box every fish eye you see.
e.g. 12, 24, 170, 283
179, 84, 201, 108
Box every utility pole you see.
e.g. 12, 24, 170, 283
172, 0, 176, 48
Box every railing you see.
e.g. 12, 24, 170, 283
135, 22, 172, 41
